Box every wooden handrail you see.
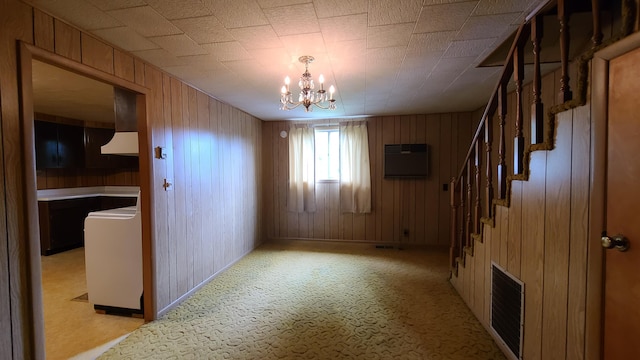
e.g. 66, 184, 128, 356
456, 23, 529, 181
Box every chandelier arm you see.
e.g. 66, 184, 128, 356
281, 102, 305, 110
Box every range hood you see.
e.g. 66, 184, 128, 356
101, 132, 138, 156
101, 87, 139, 156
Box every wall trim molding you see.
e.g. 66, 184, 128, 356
587, 29, 640, 360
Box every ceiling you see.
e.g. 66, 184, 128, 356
32, 60, 116, 123
26, 0, 549, 121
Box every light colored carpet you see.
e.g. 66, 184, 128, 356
99, 241, 505, 359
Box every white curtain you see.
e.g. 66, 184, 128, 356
288, 126, 316, 212
340, 122, 371, 213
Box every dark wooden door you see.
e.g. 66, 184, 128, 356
604, 45, 640, 359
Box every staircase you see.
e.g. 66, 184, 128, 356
448, 1, 637, 358
449, 0, 635, 275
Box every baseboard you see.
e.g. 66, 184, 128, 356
267, 237, 449, 252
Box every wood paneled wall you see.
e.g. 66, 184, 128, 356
0, 0, 263, 358
149, 75, 263, 313
36, 168, 139, 190
262, 114, 478, 246
450, 67, 594, 359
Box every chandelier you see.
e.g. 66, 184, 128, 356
280, 55, 336, 112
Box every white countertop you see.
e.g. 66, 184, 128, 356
37, 186, 140, 201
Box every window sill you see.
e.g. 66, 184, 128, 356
316, 179, 338, 184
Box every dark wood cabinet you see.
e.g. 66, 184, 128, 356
84, 127, 139, 169
84, 126, 115, 168
34, 120, 84, 169
35, 121, 138, 170
38, 195, 138, 255
100, 196, 137, 209
39, 198, 89, 255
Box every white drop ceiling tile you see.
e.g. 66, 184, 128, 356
30, 0, 123, 30
230, 25, 284, 50
107, 6, 183, 37
401, 53, 441, 71
175, 54, 227, 70
92, 27, 160, 52
429, 56, 475, 76
366, 46, 406, 64
161, 64, 216, 83
473, 0, 532, 16
263, 3, 320, 36
313, 0, 368, 18
407, 32, 456, 54
394, 71, 427, 92
368, 0, 422, 26
456, 13, 521, 40
414, 1, 478, 33
444, 37, 497, 58
335, 84, 363, 98
334, 72, 366, 93
86, 0, 147, 11
172, 16, 235, 44
367, 23, 413, 49
326, 39, 367, 63
197, 72, 244, 97
246, 48, 291, 69
440, 81, 492, 108
132, 48, 187, 68
387, 93, 421, 112
365, 67, 400, 84
257, 0, 311, 8
450, 67, 501, 89
222, 59, 270, 81
280, 32, 327, 58
145, 0, 213, 20
341, 103, 365, 117
365, 91, 391, 105
200, 42, 253, 62
150, 34, 208, 57
319, 14, 367, 43
202, 0, 269, 28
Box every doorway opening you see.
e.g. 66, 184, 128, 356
19, 43, 154, 359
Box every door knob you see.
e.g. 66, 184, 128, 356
601, 232, 630, 252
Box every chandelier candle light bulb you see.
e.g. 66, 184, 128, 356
279, 55, 337, 112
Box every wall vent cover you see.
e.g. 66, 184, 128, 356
491, 262, 524, 359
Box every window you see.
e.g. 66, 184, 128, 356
288, 123, 371, 214
314, 128, 339, 181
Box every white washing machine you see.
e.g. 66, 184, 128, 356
84, 193, 142, 313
